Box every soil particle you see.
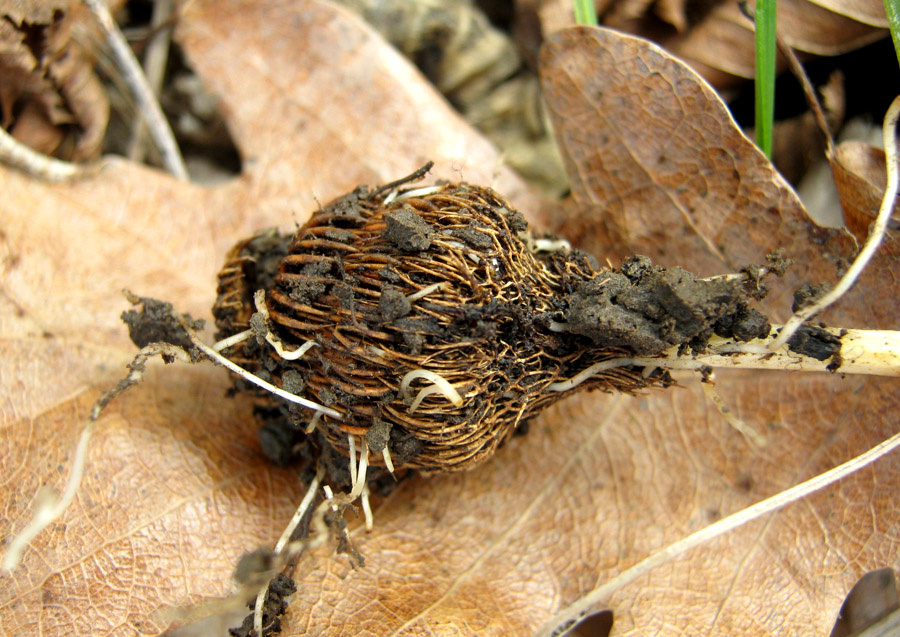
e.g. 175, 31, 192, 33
499, 206, 528, 232
324, 228, 355, 243
317, 387, 337, 405
565, 257, 743, 356
621, 254, 653, 282
450, 226, 493, 249
281, 369, 305, 395
121, 296, 204, 352
288, 260, 332, 303
714, 307, 771, 342
390, 429, 425, 465
384, 208, 434, 251
378, 267, 402, 284
792, 283, 829, 312
765, 249, 793, 276
328, 186, 369, 219
331, 281, 355, 308
249, 311, 267, 344
379, 286, 411, 321
786, 325, 842, 361
365, 418, 392, 453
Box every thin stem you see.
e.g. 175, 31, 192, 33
84, 0, 188, 180
535, 428, 900, 637
769, 95, 900, 350
128, 0, 174, 163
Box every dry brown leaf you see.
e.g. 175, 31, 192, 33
537, 0, 888, 90
0, 0, 532, 633
830, 140, 890, 239
539, 26, 900, 634
1, 7, 899, 637
0, 0, 109, 160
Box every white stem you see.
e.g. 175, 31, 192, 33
770, 95, 900, 350
535, 428, 900, 637
546, 326, 900, 393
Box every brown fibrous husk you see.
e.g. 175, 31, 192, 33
212, 180, 659, 472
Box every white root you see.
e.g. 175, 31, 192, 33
212, 328, 253, 352
382, 446, 396, 475
2, 421, 95, 572
406, 282, 444, 302
188, 334, 343, 419
532, 238, 571, 252
4, 341, 192, 573
769, 95, 900, 351
361, 483, 374, 532
254, 469, 323, 635
350, 440, 369, 499
254, 289, 318, 360
699, 372, 768, 447
534, 428, 900, 637
400, 369, 464, 413
305, 411, 322, 434
393, 185, 444, 203
348, 434, 358, 486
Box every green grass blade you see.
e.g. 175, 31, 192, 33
755, 0, 777, 158
573, 0, 598, 26
885, 0, 900, 68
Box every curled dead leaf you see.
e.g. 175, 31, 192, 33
0, 0, 110, 160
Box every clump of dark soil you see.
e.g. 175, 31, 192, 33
564, 255, 768, 356
229, 573, 296, 637
786, 325, 842, 362
121, 295, 204, 352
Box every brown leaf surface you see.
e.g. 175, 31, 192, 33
537, 0, 888, 89
538, 25, 900, 634
1, 8, 899, 637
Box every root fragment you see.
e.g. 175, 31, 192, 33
700, 371, 768, 447
400, 369, 464, 413
382, 446, 396, 475
361, 483, 374, 532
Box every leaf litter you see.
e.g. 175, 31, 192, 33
1, 2, 899, 637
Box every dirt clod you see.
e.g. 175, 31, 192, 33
792, 283, 829, 312
786, 325, 842, 361
365, 418, 392, 453
379, 286, 411, 321
565, 258, 744, 356
121, 295, 203, 352
383, 208, 434, 251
